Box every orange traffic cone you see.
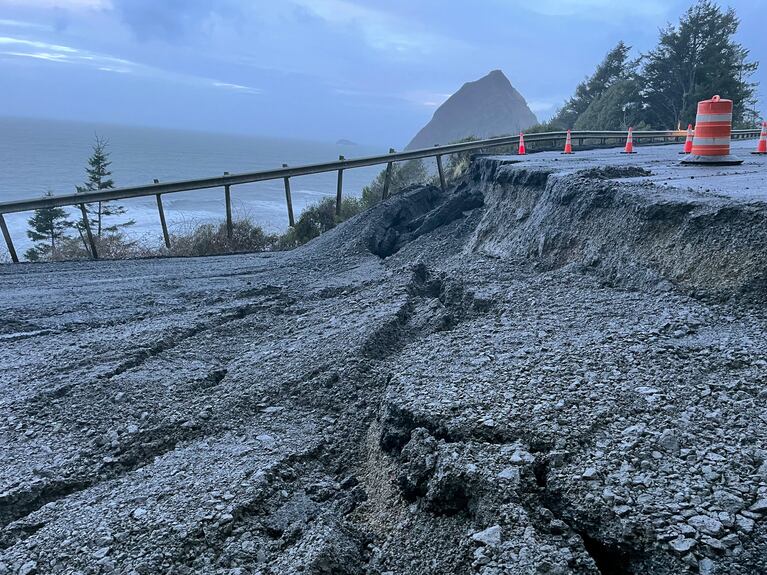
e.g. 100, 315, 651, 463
621, 127, 636, 154
518, 132, 526, 155
679, 124, 694, 154
753, 122, 767, 155
562, 130, 573, 154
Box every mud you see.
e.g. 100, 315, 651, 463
1, 148, 767, 574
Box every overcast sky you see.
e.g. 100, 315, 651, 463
1, 0, 765, 147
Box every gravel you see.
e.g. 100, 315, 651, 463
1, 147, 766, 574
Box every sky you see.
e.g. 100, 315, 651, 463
0, 0, 765, 148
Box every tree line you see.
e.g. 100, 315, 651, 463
534, 0, 760, 132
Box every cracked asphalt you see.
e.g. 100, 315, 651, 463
1, 146, 767, 574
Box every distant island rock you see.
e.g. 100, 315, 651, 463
336, 139, 358, 146
405, 70, 538, 150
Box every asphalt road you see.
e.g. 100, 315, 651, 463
492, 138, 767, 201
1, 144, 766, 574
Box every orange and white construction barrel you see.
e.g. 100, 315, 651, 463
681, 95, 742, 165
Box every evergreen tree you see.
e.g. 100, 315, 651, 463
76, 136, 134, 237
25, 192, 72, 261
574, 77, 644, 130
642, 0, 758, 128
550, 42, 634, 129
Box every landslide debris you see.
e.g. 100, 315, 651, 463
1, 154, 767, 574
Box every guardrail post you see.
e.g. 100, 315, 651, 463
155, 194, 171, 249
435, 147, 447, 193
79, 204, 98, 260
382, 148, 395, 201
223, 179, 233, 241
282, 164, 295, 227
0, 214, 19, 263
336, 155, 344, 216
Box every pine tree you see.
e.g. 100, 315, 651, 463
76, 136, 134, 237
25, 192, 72, 261
642, 0, 758, 129
550, 42, 634, 129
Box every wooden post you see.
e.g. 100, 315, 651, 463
0, 214, 19, 263
222, 173, 233, 239
336, 155, 344, 216
224, 187, 233, 239
436, 153, 446, 193
79, 204, 98, 260
156, 194, 170, 249
382, 148, 395, 200
282, 164, 295, 227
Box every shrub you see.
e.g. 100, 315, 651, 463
278, 197, 364, 249
360, 159, 428, 209
53, 233, 158, 261
169, 219, 279, 257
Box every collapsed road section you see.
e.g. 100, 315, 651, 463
1, 142, 766, 574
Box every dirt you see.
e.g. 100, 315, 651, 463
1, 152, 766, 575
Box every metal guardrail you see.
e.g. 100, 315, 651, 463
0, 129, 760, 263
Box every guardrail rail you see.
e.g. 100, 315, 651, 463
0, 128, 760, 263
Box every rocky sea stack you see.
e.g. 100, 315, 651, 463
406, 70, 538, 150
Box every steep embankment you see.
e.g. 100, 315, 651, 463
1, 149, 767, 575
468, 158, 767, 301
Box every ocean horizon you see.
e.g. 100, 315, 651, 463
0, 116, 387, 255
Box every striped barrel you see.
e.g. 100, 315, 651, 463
682, 95, 742, 165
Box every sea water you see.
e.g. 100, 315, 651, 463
0, 117, 386, 253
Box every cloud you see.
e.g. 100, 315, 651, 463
0, 19, 48, 29
402, 90, 451, 108
0, 0, 111, 8
333, 85, 451, 109
289, 0, 461, 56
109, 0, 239, 41
520, 0, 669, 19
212, 81, 261, 95
527, 99, 557, 113
0, 34, 260, 95
0, 36, 78, 53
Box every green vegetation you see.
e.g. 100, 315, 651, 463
278, 158, 429, 249
24, 137, 140, 261
20, 150, 432, 263
533, 0, 759, 132
25, 192, 73, 261
642, 1, 758, 128
169, 220, 280, 257
76, 136, 134, 239
359, 159, 428, 207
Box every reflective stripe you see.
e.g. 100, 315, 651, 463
696, 113, 733, 123
692, 137, 731, 145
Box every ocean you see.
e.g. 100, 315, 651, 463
0, 117, 386, 253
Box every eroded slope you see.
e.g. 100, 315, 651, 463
1, 153, 766, 575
